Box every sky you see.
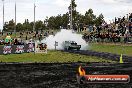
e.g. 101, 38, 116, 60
0, 0, 131, 29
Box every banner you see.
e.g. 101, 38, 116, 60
35, 42, 47, 53
14, 45, 25, 54
3, 46, 12, 54
0, 43, 35, 55
26, 43, 35, 53
0, 42, 47, 55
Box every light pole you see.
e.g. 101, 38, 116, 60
2, 0, 4, 32
33, 2, 36, 31
70, 0, 73, 30
15, 2, 16, 37
33, 1, 36, 55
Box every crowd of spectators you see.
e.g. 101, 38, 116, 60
83, 13, 132, 43
0, 30, 55, 45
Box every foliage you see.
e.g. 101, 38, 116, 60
84, 9, 96, 25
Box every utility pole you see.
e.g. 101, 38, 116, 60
70, 0, 73, 30
15, 2, 16, 37
33, 2, 36, 55
2, 0, 4, 32
33, 3, 36, 31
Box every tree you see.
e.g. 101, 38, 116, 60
61, 13, 69, 29
54, 14, 62, 29
35, 20, 45, 31
95, 13, 104, 26
68, 0, 77, 27
47, 16, 56, 29
84, 9, 96, 25
3, 22, 8, 32
44, 16, 49, 29
16, 23, 23, 32
75, 12, 84, 29
3, 19, 15, 32
22, 19, 33, 31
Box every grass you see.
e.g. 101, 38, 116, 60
0, 50, 114, 63
89, 43, 132, 56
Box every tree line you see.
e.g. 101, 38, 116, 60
3, 0, 104, 32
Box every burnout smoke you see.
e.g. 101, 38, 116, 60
42, 29, 88, 50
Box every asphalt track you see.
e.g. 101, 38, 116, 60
61, 50, 132, 62
0, 63, 132, 88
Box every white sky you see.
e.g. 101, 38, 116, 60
0, 0, 131, 29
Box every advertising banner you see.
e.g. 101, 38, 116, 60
27, 43, 35, 53
0, 43, 36, 55
14, 45, 25, 54
35, 42, 47, 53
3, 46, 12, 54
0, 42, 47, 55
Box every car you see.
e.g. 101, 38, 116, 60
63, 41, 81, 50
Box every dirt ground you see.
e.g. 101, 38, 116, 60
0, 63, 131, 88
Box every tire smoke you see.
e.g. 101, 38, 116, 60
42, 29, 88, 50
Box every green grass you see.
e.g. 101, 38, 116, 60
89, 43, 132, 56
0, 50, 114, 63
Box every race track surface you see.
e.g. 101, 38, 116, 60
0, 63, 132, 88
62, 50, 132, 62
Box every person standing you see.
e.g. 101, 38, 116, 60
26, 35, 27, 40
